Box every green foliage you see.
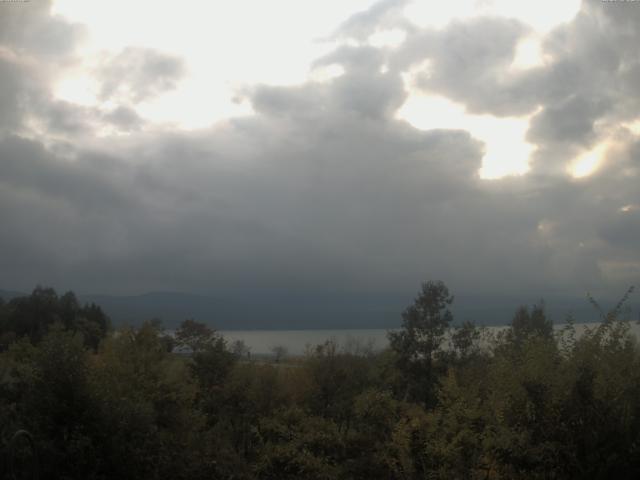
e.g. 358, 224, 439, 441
256, 406, 343, 480
174, 318, 235, 389
388, 280, 454, 406
89, 320, 207, 479
450, 320, 482, 363
2, 283, 640, 479
175, 318, 218, 353
424, 370, 487, 478
508, 302, 554, 347
0, 287, 110, 350
303, 339, 376, 422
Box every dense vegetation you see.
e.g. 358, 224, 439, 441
1, 282, 639, 479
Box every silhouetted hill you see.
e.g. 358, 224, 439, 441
78, 291, 408, 330
3, 288, 637, 330
62, 292, 640, 330
0, 289, 26, 301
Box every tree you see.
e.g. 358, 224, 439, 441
509, 302, 553, 346
271, 345, 288, 363
303, 339, 374, 424
5, 286, 60, 343
388, 281, 454, 407
76, 302, 110, 350
175, 319, 236, 420
451, 320, 481, 361
26, 325, 99, 477
175, 318, 218, 353
231, 339, 251, 359
0, 287, 110, 350
90, 320, 204, 479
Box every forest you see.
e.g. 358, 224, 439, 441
1, 282, 639, 479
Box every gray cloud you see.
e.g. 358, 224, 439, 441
527, 95, 611, 147
0, 0, 639, 310
396, 16, 534, 116
0, 5, 166, 140
0, 53, 28, 131
599, 209, 640, 251
96, 47, 186, 103
101, 106, 145, 131
332, 0, 412, 41
0, 1, 84, 136
392, 0, 640, 175
0, 0, 85, 56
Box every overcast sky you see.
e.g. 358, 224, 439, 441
0, 0, 639, 302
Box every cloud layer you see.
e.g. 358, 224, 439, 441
0, 0, 638, 311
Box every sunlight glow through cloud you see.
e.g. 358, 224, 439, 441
4, 0, 640, 307
569, 143, 608, 179
55, 73, 99, 106
51, 0, 583, 177
396, 93, 535, 179
52, 0, 377, 127
624, 120, 640, 136
510, 35, 546, 71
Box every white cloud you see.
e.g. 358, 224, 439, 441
403, 0, 478, 29
481, 0, 581, 33
51, 0, 382, 127
403, 0, 580, 32
368, 28, 407, 47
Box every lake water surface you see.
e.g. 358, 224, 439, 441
221, 329, 390, 355
221, 322, 640, 355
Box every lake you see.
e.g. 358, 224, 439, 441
221, 321, 640, 355
221, 328, 390, 355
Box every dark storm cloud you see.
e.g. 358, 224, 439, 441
96, 47, 186, 103
599, 210, 640, 251
0, 135, 135, 213
1, 91, 604, 297
0, 0, 639, 303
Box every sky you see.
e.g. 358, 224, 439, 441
1, 0, 639, 307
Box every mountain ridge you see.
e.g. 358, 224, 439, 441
3, 288, 636, 330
